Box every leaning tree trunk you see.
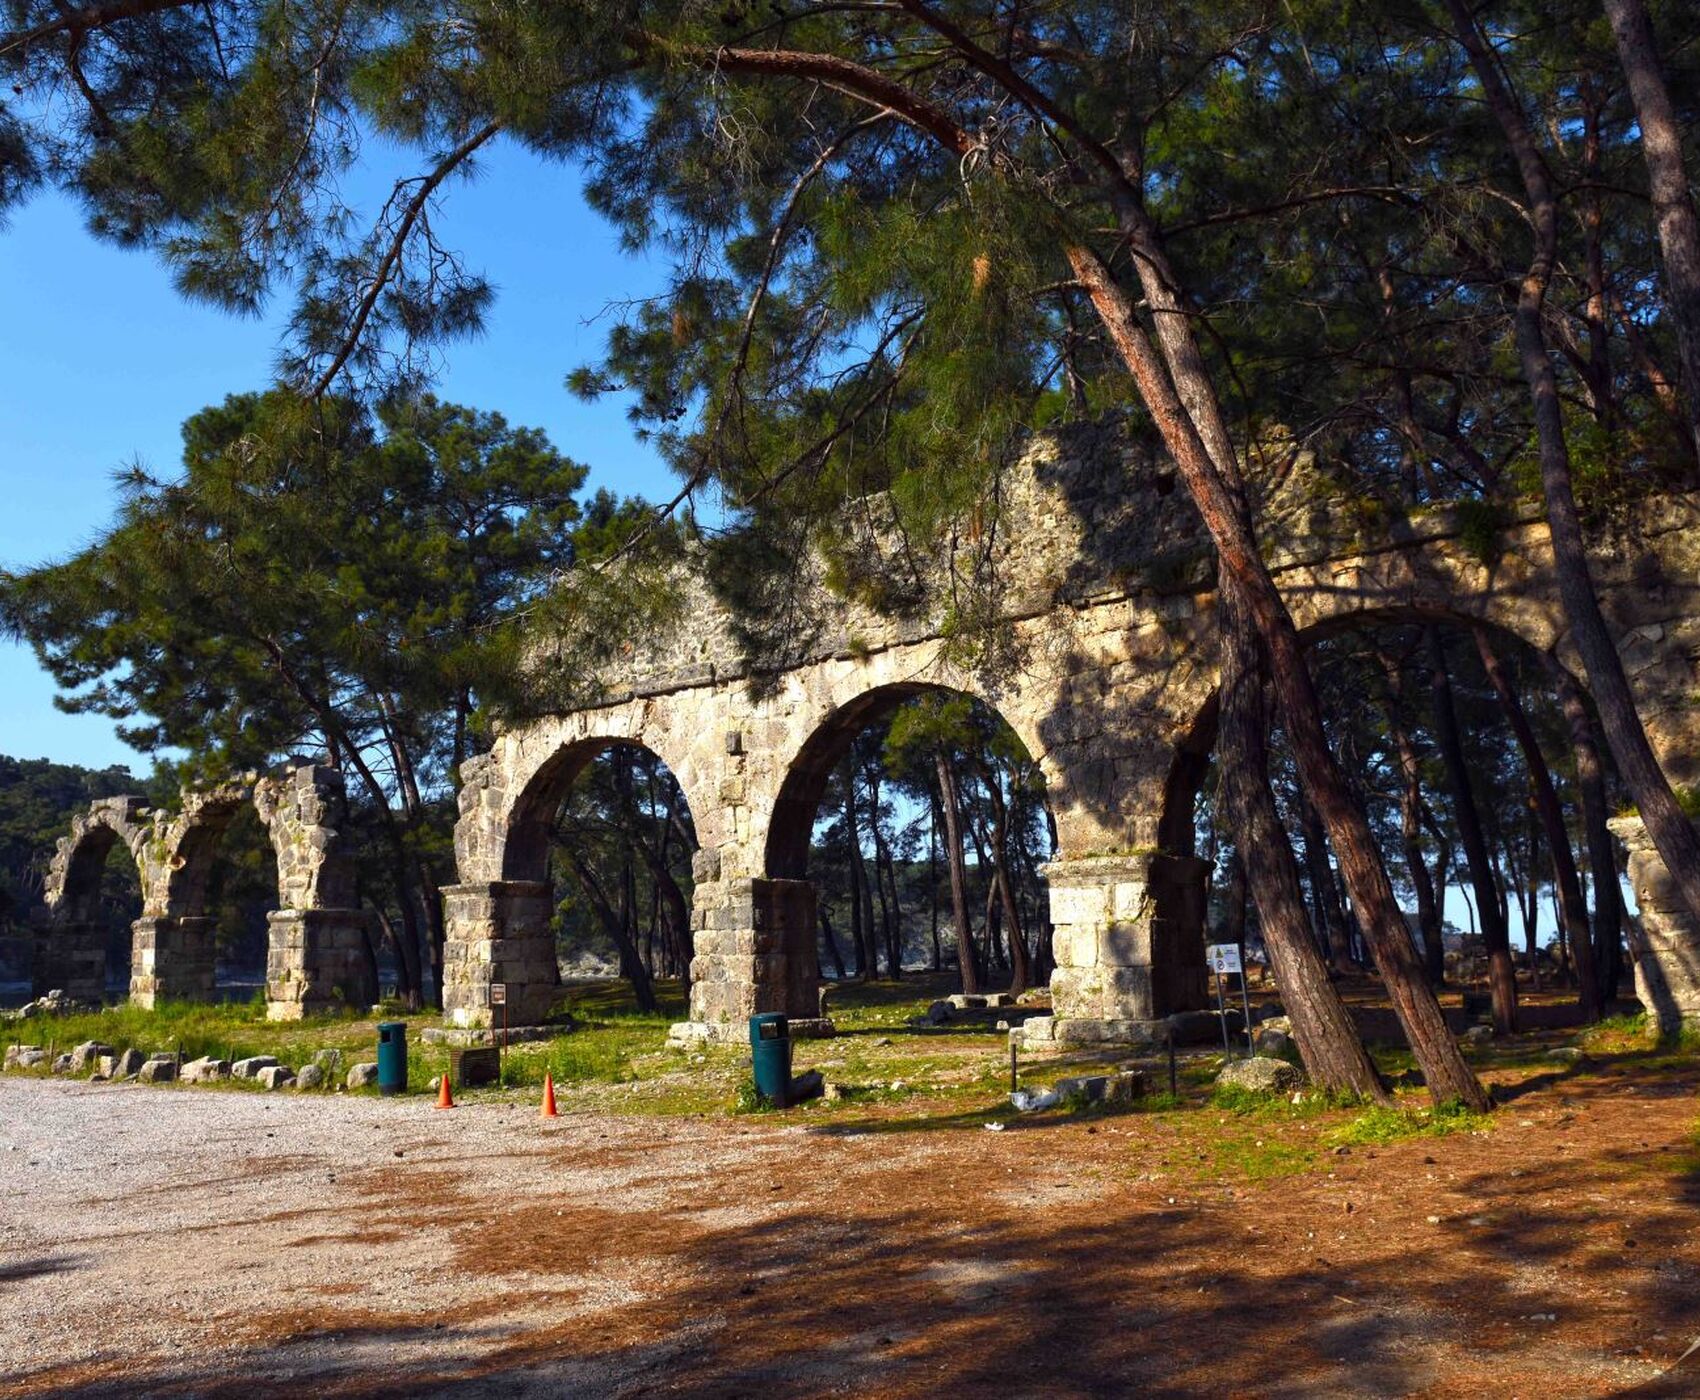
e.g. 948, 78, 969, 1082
1298, 795, 1345, 968
1446, 0, 1700, 948
1066, 226, 1487, 1110
1427, 627, 1518, 1032
1475, 630, 1600, 1020
934, 750, 982, 995
569, 854, 656, 1014
1601, 0, 1700, 474
1551, 664, 1625, 1001
1377, 650, 1445, 985
1219, 583, 1387, 1099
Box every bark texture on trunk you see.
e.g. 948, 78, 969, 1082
1219, 584, 1387, 1100
1446, 0, 1700, 947
1065, 238, 1487, 1110
1602, 0, 1700, 472
1475, 631, 1601, 1020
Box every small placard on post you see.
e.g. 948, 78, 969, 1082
489, 982, 507, 1007
1205, 943, 1242, 975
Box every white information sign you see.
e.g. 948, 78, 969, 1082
1205, 943, 1243, 975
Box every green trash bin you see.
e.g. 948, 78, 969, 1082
749, 1013, 791, 1107
376, 1021, 408, 1096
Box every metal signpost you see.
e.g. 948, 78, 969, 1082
1205, 943, 1254, 1058
490, 982, 508, 1072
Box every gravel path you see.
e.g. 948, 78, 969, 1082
3, 1068, 1697, 1399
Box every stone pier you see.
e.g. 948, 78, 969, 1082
129, 916, 217, 1008
1022, 852, 1210, 1046
1609, 815, 1700, 1035
440, 881, 559, 1028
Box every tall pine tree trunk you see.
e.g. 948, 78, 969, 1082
1446, 0, 1700, 952
1377, 651, 1445, 986
1550, 664, 1624, 1001
1601, 0, 1700, 474
1066, 230, 1486, 1110
1474, 631, 1600, 1019
1298, 795, 1344, 967
1219, 584, 1386, 1099
1427, 626, 1517, 1032
934, 750, 981, 996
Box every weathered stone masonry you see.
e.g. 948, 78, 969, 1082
444, 427, 1700, 1042
37, 764, 374, 1019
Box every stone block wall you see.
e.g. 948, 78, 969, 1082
440, 881, 559, 1028
32, 919, 106, 1005
687, 876, 820, 1029
1034, 853, 1209, 1044
265, 909, 377, 1019
1610, 815, 1700, 1034
130, 916, 217, 1008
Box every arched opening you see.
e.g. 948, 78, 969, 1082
54, 823, 142, 1002
766, 684, 1057, 1000
507, 739, 699, 1017
1157, 605, 1636, 1036
187, 800, 280, 1002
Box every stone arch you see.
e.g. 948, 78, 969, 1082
761, 679, 1057, 882
443, 707, 720, 1028
1152, 605, 1593, 856
37, 798, 158, 1002
36, 765, 370, 1016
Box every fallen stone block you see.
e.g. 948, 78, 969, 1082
1216, 1056, 1303, 1095
256, 1066, 295, 1091
295, 1063, 326, 1091
311, 1048, 344, 1073
1253, 1027, 1295, 1057
10, 1047, 49, 1070
231, 1056, 280, 1080
109, 1048, 146, 1079
180, 1056, 231, 1084
138, 1058, 177, 1084
70, 1041, 115, 1074
346, 1062, 379, 1090
1055, 1069, 1147, 1105
52, 1053, 73, 1074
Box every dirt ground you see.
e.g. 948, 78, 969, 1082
3, 1043, 1699, 1400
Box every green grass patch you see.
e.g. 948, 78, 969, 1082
1324, 1098, 1492, 1148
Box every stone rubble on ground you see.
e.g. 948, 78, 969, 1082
109, 1048, 145, 1079
231, 1056, 280, 1080
69, 1041, 114, 1074
295, 1063, 326, 1091
1215, 1055, 1304, 1095
346, 1062, 379, 1089
256, 1065, 295, 1091
180, 1057, 231, 1084
137, 1058, 177, 1084
1012, 1069, 1146, 1112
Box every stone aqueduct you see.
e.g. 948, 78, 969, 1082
37, 765, 373, 1017
30, 427, 1700, 1037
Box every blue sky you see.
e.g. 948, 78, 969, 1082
0, 139, 676, 771
0, 138, 1569, 945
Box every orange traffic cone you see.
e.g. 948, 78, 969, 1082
435, 1072, 455, 1110
540, 1073, 559, 1119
